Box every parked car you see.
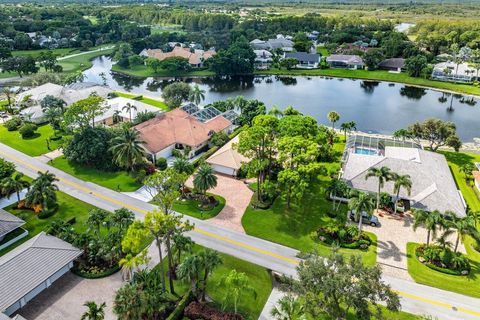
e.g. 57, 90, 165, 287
348, 210, 380, 227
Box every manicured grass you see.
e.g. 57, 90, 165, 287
162, 244, 272, 320
58, 48, 114, 73
242, 139, 377, 266
316, 46, 329, 56
407, 242, 480, 298
49, 156, 141, 192
173, 194, 225, 220
115, 91, 168, 110
112, 63, 215, 78
0, 71, 18, 79
0, 124, 64, 156
440, 150, 480, 212
0, 191, 97, 256
12, 48, 80, 58
256, 68, 480, 96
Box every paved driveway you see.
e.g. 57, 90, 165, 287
187, 174, 253, 233
16, 272, 122, 320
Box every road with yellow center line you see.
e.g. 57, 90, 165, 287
1, 143, 479, 320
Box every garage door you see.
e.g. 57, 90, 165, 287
212, 164, 235, 176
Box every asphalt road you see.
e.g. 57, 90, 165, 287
1, 142, 479, 320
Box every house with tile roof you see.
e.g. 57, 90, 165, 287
206, 135, 250, 176
133, 108, 234, 161
140, 46, 216, 68
0, 232, 82, 316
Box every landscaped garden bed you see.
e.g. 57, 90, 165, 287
173, 191, 225, 220
314, 223, 372, 250
415, 244, 470, 276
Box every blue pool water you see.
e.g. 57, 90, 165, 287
355, 147, 377, 155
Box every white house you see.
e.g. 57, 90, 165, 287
253, 50, 273, 69
431, 61, 477, 82
94, 97, 161, 126
326, 55, 365, 70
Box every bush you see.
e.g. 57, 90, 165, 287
37, 205, 58, 219
156, 157, 168, 170
184, 302, 244, 320
19, 123, 38, 138
415, 244, 470, 275
72, 264, 121, 279
315, 223, 371, 249
4, 117, 23, 131
166, 290, 194, 320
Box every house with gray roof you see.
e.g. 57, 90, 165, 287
250, 36, 294, 52
284, 52, 320, 69
341, 135, 466, 217
0, 209, 27, 251
0, 232, 82, 316
326, 54, 364, 69
379, 58, 406, 72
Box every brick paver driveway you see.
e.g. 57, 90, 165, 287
16, 272, 122, 320
187, 174, 253, 233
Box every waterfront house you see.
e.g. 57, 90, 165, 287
139, 46, 216, 68
94, 97, 161, 127
284, 52, 320, 69
253, 50, 273, 69
378, 58, 406, 72
326, 55, 365, 69
431, 61, 476, 83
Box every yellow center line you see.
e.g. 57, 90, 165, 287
3, 150, 480, 317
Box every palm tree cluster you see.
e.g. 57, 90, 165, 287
24, 171, 59, 213
109, 128, 146, 172
1, 172, 30, 202
192, 163, 217, 204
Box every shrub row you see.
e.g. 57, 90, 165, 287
72, 264, 121, 279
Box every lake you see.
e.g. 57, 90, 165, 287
83, 56, 480, 142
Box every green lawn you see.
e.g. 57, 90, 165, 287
0, 191, 97, 256
257, 68, 480, 96
316, 46, 329, 56
0, 71, 18, 79
162, 244, 272, 320
173, 194, 225, 220
12, 48, 81, 58
0, 124, 64, 156
112, 63, 215, 78
58, 47, 114, 73
49, 156, 141, 192
115, 91, 168, 110
242, 139, 377, 266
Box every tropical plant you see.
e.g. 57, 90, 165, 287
1, 172, 30, 202
81, 301, 106, 320
189, 84, 206, 105
119, 252, 147, 282
122, 102, 137, 122
193, 163, 217, 199
327, 111, 340, 129
172, 234, 194, 266
435, 229, 454, 250
87, 208, 109, 237
339, 121, 356, 140
413, 210, 443, 245
218, 270, 257, 314
109, 129, 146, 171
198, 249, 222, 301
449, 215, 480, 252
365, 166, 393, 210
348, 192, 375, 234
392, 173, 412, 214
460, 163, 475, 182
268, 105, 284, 118
1, 87, 15, 114
271, 295, 306, 320
177, 253, 203, 296
24, 171, 59, 212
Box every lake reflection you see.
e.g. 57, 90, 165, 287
83, 56, 480, 141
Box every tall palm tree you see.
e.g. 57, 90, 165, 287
271, 295, 306, 320
119, 253, 144, 282
1, 172, 30, 202
435, 229, 454, 251
81, 301, 106, 320
172, 157, 194, 197
218, 270, 256, 314
43, 105, 63, 138
109, 129, 146, 171
348, 192, 375, 234
110, 208, 135, 232
122, 102, 137, 122
87, 208, 109, 237
268, 105, 284, 118
198, 249, 222, 302
2, 87, 16, 114
413, 209, 443, 245
327, 111, 340, 129
365, 166, 393, 210
392, 174, 412, 214
339, 121, 356, 141
193, 164, 217, 199
189, 84, 206, 105
177, 253, 203, 297
25, 171, 59, 212
450, 215, 479, 252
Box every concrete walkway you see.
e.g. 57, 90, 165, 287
121, 185, 155, 203
35, 149, 63, 164
259, 287, 284, 320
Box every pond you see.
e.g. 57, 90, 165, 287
83, 56, 480, 142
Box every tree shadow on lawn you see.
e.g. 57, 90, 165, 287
439, 151, 476, 167
23, 132, 41, 140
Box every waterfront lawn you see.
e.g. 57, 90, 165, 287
12, 48, 80, 58
0, 191, 97, 256
0, 124, 64, 156
112, 63, 215, 78
115, 91, 168, 110
172, 194, 225, 220
59, 47, 114, 73
242, 139, 377, 266
257, 68, 480, 96
440, 150, 480, 212
407, 242, 480, 298
162, 244, 272, 320
49, 156, 141, 192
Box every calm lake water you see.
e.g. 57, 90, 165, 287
83, 56, 480, 142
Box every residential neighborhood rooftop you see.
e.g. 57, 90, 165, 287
326, 54, 365, 65
0, 209, 25, 240
206, 135, 249, 172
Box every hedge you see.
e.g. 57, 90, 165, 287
72, 265, 121, 279
166, 290, 194, 320
423, 262, 465, 276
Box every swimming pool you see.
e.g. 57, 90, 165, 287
355, 147, 377, 155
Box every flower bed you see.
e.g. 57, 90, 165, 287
72, 263, 121, 279
415, 244, 470, 276
314, 223, 371, 250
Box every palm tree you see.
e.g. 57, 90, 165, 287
392, 174, 412, 214
122, 102, 137, 122
413, 210, 443, 245
177, 253, 203, 297
268, 105, 284, 118
1, 172, 30, 202
271, 295, 306, 320
172, 234, 194, 266
25, 171, 59, 212
2, 87, 15, 114
339, 121, 356, 141
110, 208, 135, 231
109, 129, 146, 171
435, 229, 454, 250
365, 166, 393, 210
450, 215, 479, 252
219, 270, 256, 314
119, 253, 144, 282
193, 164, 217, 199
87, 208, 109, 237
189, 84, 205, 105
172, 157, 194, 197
198, 249, 222, 302
348, 192, 375, 234
81, 301, 106, 320
43, 105, 63, 137
327, 111, 340, 129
